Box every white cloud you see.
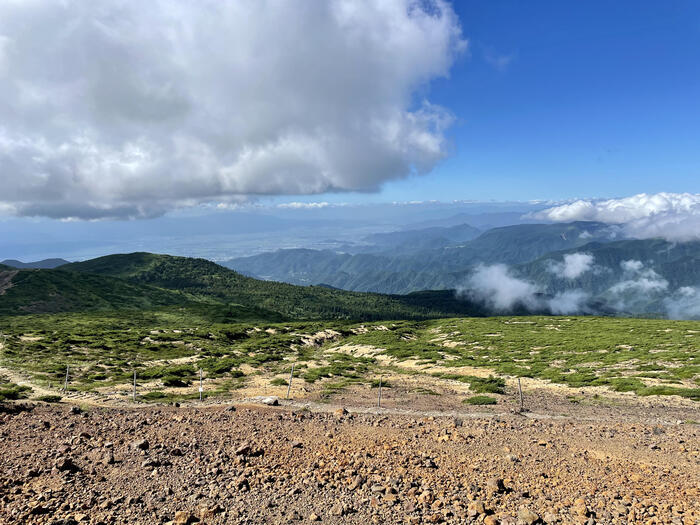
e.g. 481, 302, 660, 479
277, 202, 333, 209
482, 47, 515, 72
548, 290, 591, 314
609, 260, 668, 294
0, 0, 465, 219
620, 259, 644, 273
664, 287, 700, 320
461, 264, 541, 312
547, 253, 594, 279
532, 193, 700, 241
460, 263, 595, 314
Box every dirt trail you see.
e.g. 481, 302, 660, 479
0, 270, 17, 295
0, 364, 120, 407
0, 365, 56, 399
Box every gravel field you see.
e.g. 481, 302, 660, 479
1, 397, 698, 525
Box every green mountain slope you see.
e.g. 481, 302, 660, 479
519, 239, 700, 293
0, 267, 187, 315
62, 253, 483, 320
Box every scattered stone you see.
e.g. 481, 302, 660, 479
517, 507, 539, 525
173, 510, 198, 524
468, 500, 486, 517
260, 396, 279, 406
55, 456, 79, 472
235, 443, 251, 456
573, 498, 589, 517
486, 477, 505, 494
131, 439, 149, 451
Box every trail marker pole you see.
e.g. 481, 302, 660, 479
377, 376, 383, 408
63, 365, 69, 392
286, 363, 295, 400
517, 377, 524, 413
199, 369, 203, 402
133, 370, 137, 402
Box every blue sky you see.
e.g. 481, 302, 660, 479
1, 1, 699, 224
311, 1, 700, 205
2, 1, 700, 261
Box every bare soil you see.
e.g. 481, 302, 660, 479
1, 396, 698, 525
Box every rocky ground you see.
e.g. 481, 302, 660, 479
0, 399, 698, 525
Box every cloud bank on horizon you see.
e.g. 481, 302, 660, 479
534, 192, 700, 241
461, 256, 699, 319
0, 0, 465, 219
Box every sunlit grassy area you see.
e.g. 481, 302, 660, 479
1, 311, 698, 402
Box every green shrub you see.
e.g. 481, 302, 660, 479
270, 377, 288, 386
162, 376, 190, 387
639, 386, 700, 400
463, 395, 497, 405
36, 395, 62, 403
141, 391, 169, 401
0, 384, 31, 402
610, 378, 646, 393
468, 376, 505, 394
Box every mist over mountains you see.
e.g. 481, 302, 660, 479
226, 219, 700, 320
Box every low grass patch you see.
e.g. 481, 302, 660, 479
463, 395, 497, 405
0, 379, 31, 402
35, 394, 62, 403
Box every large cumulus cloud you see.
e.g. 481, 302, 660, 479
532, 193, 700, 241
0, 0, 465, 219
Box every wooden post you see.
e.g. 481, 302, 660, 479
517, 377, 524, 412
286, 364, 295, 400
133, 370, 137, 402
377, 376, 383, 408
199, 369, 203, 402
63, 365, 69, 392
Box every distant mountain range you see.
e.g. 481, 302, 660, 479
225, 222, 619, 291
1, 258, 69, 269
224, 221, 700, 318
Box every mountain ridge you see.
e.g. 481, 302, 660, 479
1, 258, 70, 269
0, 252, 485, 321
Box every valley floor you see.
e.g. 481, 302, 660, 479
0, 398, 698, 525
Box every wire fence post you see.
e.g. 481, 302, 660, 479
377, 376, 383, 408
63, 365, 69, 392
199, 368, 203, 402
133, 370, 137, 402
517, 377, 524, 413
286, 363, 295, 400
